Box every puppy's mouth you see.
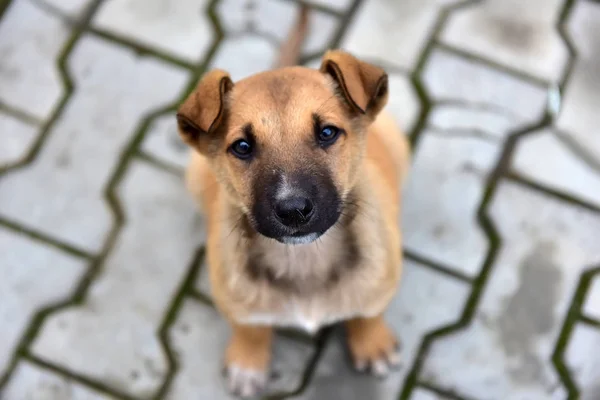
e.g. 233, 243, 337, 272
278, 232, 321, 245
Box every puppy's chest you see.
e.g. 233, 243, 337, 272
237, 232, 380, 333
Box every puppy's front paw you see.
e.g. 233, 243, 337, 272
346, 316, 402, 378
224, 324, 272, 398
223, 364, 268, 399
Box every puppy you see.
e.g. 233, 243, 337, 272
176, 6, 410, 398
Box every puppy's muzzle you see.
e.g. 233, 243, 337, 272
274, 196, 314, 227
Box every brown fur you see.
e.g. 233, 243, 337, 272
176, 9, 410, 398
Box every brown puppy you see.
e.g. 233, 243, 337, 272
176, 8, 410, 398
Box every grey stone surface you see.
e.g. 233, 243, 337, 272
218, 0, 339, 56
341, 0, 462, 70
30, 161, 202, 398
0, 228, 86, 377
557, 1, 600, 164
584, 275, 600, 321
566, 322, 600, 400
512, 129, 600, 208
93, 0, 214, 63
292, 260, 469, 400
166, 299, 315, 399
0, 113, 38, 167
0, 0, 72, 120
402, 49, 547, 277
210, 35, 277, 82
0, 36, 187, 253
3, 361, 116, 400
420, 181, 600, 399
440, 0, 568, 81
142, 115, 190, 170
2, 0, 600, 398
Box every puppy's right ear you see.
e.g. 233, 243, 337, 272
176, 69, 233, 153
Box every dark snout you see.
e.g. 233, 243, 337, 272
251, 170, 341, 244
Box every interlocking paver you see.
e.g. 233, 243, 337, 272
557, 0, 600, 163
0, 0, 79, 120
29, 161, 201, 398
0, 113, 38, 167
142, 115, 190, 171
341, 0, 462, 70
440, 0, 568, 82
292, 260, 469, 400
166, 299, 315, 399
584, 275, 600, 321
218, 0, 339, 56
566, 323, 600, 400
0, 36, 187, 253
512, 129, 600, 208
0, 227, 86, 378
210, 35, 278, 82
420, 181, 600, 399
403, 48, 546, 277
3, 361, 117, 400
93, 0, 213, 63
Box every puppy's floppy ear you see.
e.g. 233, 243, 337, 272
320, 50, 388, 118
176, 69, 233, 152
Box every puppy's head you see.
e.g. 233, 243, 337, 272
177, 51, 388, 245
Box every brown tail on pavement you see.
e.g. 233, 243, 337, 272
274, 4, 310, 68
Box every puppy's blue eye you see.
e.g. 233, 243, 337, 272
318, 125, 341, 146
230, 139, 253, 159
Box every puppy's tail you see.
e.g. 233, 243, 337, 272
274, 4, 310, 68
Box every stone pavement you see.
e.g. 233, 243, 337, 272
1, 0, 600, 398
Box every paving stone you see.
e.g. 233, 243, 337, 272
440, 0, 568, 81
93, 0, 213, 63
166, 299, 315, 399
0, 228, 86, 378
304, 0, 352, 12
512, 129, 600, 208
142, 115, 190, 170
210, 35, 277, 82
423, 49, 547, 122
0, 36, 187, 253
410, 389, 452, 400
218, 0, 339, 56
0, 0, 74, 120
420, 181, 600, 400
292, 260, 469, 400
584, 275, 600, 321
402, 133, 497, 277
0, 114, 38, 168
43, 0, 94, 17
557, 1, 600, 163
386, 73, 420, 133
341, 0, 462, 70
402, 49, 547, 277
30, 161, 202, 398
565, 322, 600, 400
2, 361, 116, 400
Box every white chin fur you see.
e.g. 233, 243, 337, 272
279, 232, 319, 245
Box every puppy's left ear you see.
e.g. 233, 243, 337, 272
320, 50, 388, 119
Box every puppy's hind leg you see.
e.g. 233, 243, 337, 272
224, 323, 273, 398
345, 315, 402, 377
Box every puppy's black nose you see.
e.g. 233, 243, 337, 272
275, 196, 314, 226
